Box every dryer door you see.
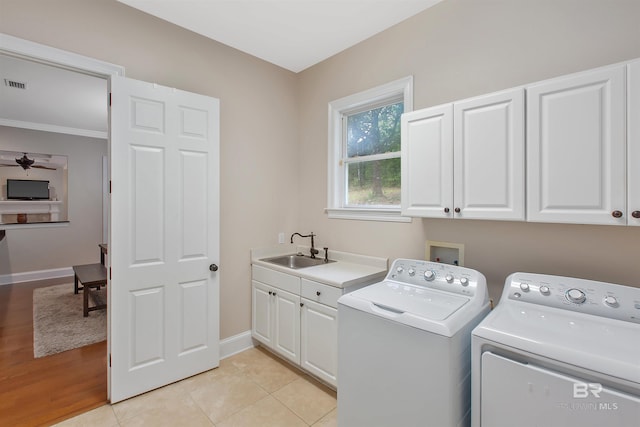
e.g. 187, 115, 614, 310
480, 352, 640, 427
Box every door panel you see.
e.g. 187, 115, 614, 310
301, 299, 338, 386
401, 104, 454, 217
110, 76, 220, 403
274, 289, 300, 364
480, 352, 640, 427
454, 88, 524, 220
527, 65, 626, 224
629, 60, 640, 226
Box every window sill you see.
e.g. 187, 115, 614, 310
325, 208, 412, 223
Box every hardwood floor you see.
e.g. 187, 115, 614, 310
0, 277, 107, 426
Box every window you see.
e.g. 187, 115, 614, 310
327, 76, 413, 222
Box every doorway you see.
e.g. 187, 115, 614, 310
0, 34, 121, 424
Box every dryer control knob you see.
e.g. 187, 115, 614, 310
566, 288, 586, 304
604, 296, 618, 307
445, 274, 454, 283
424, 270, 435, 281
520, 283, 530, 292
408, 268, 416, 276
460, 277, 469, 286
539, 285, 550, 295
396, 266, 404, 274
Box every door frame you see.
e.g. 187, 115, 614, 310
1, 33, 124, 400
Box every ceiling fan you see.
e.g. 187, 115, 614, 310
0, 153, 57, 170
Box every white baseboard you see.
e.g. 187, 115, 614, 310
0, 267, 74, 286
220, 330, 256, 359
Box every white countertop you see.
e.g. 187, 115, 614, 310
251, 245, 388, 289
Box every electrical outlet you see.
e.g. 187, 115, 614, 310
278, 232, 285, 244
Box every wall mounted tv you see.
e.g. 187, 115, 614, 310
6, 179, 50, 200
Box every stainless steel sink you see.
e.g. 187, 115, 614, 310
261, 254, 335, 269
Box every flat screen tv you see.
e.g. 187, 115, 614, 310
6, 179, 50, 200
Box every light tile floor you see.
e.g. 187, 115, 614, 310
55, 347, 337, 427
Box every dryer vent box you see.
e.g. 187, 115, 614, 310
426, 240, 464, 266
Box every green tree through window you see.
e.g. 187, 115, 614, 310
345, 101, 403, 206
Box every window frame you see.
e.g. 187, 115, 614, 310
327, 76, 413, 222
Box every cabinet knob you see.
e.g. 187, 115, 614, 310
268, 291, 272, 295
444, 207, 450, 213
454, 207, 461, 213
316, 291, 321, 296
612, 210, 623, 218
300, 302, 304, 307
209, 263, 219, 272
632, 211, 640, 219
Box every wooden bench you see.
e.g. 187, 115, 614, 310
72, 263, 107, 317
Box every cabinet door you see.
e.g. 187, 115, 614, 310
273, 288, 301, 365
454, 88, 525, 220
629, 60, 640, 226
251, 280, 273, 347
300, 298, 338, 387
527, 64, 626, 225
401, 104, 454, 218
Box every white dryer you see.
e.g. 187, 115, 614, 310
472, 273, 640, 427
338, 259, 490, 427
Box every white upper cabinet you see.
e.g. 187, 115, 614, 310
453, 88, 525, 220
628, 60, 640, 226
526, 64, 627, 225
401, 104, 453, 218
402, 88, 524, 220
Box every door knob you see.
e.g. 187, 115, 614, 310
209, 264, 219, 272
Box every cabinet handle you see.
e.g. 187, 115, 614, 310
316, 291, 321, 296
444, 207, 450, 213
612, 210, 623, 218
632, 211, 640, 219
454, 207, 461, 213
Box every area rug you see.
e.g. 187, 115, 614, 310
33, 283, 106, 358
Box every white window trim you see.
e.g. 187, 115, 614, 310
327, 76, 413, 222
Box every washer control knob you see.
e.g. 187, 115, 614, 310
539, 285, 550, 295
603, 296, 618, 307
566, 288, 587, 304
520, 283, 530, 292
460, 277, 469, 286
445, 274, 454, 283
424, 270, 435, 281
396, 266, 404, 274
408, 268, 416, 277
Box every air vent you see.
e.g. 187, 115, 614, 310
4, 79, 27, 89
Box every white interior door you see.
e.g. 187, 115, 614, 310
109, 75, 220, 403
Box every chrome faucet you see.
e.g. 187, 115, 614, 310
290, 232, 319, 259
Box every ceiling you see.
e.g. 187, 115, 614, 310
0, 0, 441, 138
0, 53, 108, 138
117, 0, 443, 73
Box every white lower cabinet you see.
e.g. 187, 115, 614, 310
251, 264, 355, 388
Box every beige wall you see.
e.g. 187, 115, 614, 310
2, 0, 640, 339
0, 127, 105, 272
297, 0, 640, 300
0, 0, 299, 339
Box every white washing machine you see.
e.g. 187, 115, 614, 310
337, 259, 490, 427
471, 272, 640, 427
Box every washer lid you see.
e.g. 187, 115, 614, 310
338, 280, 475, 336
353, 280, 469, 320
